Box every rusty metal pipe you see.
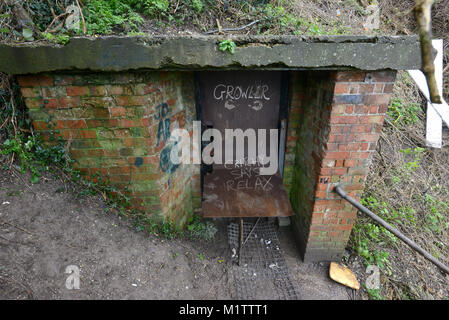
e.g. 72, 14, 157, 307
334, 186, 449, 275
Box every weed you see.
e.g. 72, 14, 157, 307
399, 147, 425, 173
352, 196, 397, 272
364, 285, 385, 300
190, 0, 203, 13
42, 32, 70, 45
186, 214, 217, 241
84, 0, 144, 35
387, 98, 421, 126
218, 39, 236, 54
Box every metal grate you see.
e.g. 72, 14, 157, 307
227, 219, 300, 300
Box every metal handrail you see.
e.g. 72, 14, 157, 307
334, 186, 449, 275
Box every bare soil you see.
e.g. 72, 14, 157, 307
0, 167, 352, 300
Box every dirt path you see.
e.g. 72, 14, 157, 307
0, 168, 352, 300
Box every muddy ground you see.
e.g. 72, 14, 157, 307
0, 168, 354, 300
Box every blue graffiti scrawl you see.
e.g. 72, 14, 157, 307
155, 102, 171, 146
154, 102, 178, 187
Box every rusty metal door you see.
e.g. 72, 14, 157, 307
197, 71, 293, 218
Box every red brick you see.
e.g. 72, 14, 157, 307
69, 149, 85, 158
103, 149, 120, 157
332, 225, 353, 231
120, 119, 142, 128
358, 84, 374, 93
17, 75, 39, 87
109, 175, 131, 182
331, 167, 348, 175
20, 87, 40, 98
86, 119, 102, 128
332, 72, 366, 82
66, 120, 87, 129
79, 129, 97, 139
350, 124, 370, 133
115, 96, 145, 106
135, 84, 158, 95
348, 84, 359, 94
109, 166, 131, 175
338, 143, 361, 151
354, 105, 369, 114
383, 83, 394, 93
107, 85, 124, 95
89, 86, 106, 96
37, 75, 53, 86
357, 133, 379, 142
330, 115, 358, 124
43, 98, 59, 108
17, 75, 52, 87
371, 71, 396, 83
343, 159, 357, 167
329, 134, 355, 143
25, 98, 42, 109
54, 76, 74, 86
109, 107, 127, 117
92, 108, 109, 119
345, 105, 354, 114
54, 120, 66, 129
66, 86, 89, 96
32, 121, 49, 130
369, 105, 379, 114
62, 130, 81, 139
335, 160, 344, 167
363, 94, 391, 105
325, 151, 350, 160
378, 104, 388, 114
374, 83, 384, 93
334, 83, 349, 94
59, 97, 80, 108
359, 115, 384, 124
85, 149, 104, 157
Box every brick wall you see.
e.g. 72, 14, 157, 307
286, 70, 396, 261
18, 71, 201, 229
18, 69, 396, 261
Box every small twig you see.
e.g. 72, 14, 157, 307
242, 217, 260, 247
75, 0, 86, 35
0, 116, 9, 130
45, 12, 69, 33
173, 0, 180, 14
1, 220, 34, 235
204, 19, 260, 35
216, 19, 222, 34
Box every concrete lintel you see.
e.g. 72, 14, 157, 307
0, 35, 421, 75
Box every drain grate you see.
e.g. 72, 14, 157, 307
227, 219, 300, 300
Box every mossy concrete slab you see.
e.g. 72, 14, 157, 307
0, 35, 421, 74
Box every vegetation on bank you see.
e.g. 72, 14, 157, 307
1, 0, 384, 43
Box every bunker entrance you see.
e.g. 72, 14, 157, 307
196, 71, 294, 219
